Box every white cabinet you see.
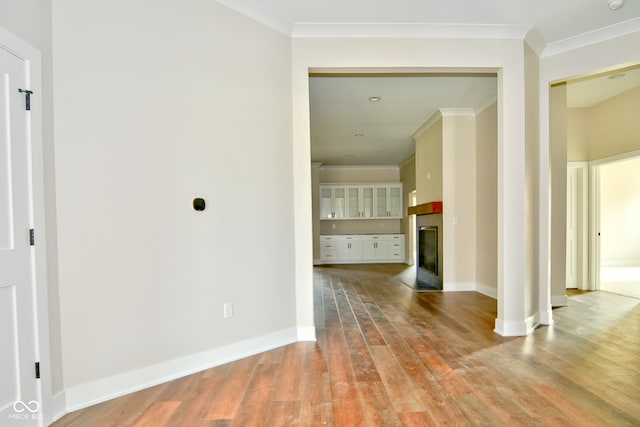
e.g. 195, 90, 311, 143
375, 184, 402, 218
335, 236, 363, 260
346, 185, 375, 219
320, 183, 402, 220
320, 234, 404, 263
319, 185, 347, 219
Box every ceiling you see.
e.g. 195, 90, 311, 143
218, 0, 640, 46
217, 0, 640, 166
310, 74, 497, 166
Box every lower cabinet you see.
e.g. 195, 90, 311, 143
320, 234, 404, 264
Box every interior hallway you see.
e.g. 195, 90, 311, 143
53, 264, 640, 426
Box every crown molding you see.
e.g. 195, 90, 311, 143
216, 0, 293, 35
439, 107, 476, 117
291, 23, 532, 39
412, 110, 442, 140
473, 96, 498, 115
541, 16, 640, 58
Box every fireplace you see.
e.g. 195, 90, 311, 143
411, 200, 444, 290
417, 225, 443, 290
419, 226, 438, 275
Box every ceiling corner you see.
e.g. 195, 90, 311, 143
216, 0, 294, 36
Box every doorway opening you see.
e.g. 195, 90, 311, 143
591, 153, 640, 299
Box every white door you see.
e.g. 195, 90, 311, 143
0, 47, 41, 425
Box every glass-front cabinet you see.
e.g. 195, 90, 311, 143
319, 185, 347, 219
320, 183, 402, 220
346, 185, 375, 219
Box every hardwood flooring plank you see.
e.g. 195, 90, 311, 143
52, 264, 640, 427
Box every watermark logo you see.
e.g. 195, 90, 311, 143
8, 400, 42, 422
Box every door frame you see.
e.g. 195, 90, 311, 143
589, 149, 640, 292
566, 162, 588, 290
0, 25, 52, 425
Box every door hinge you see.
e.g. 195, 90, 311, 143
29, 229, 35, 246
35, 362, 40, 379
18, 88, 33, 111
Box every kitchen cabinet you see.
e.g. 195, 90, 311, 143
375, 184, 402, 218
320, 234, 404, 263
320, 183, 402, 220
346, 185, 375, 219
319, 185, 347, 219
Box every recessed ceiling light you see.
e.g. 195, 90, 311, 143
608, 73, 626, 80
608, 0, 625, 10
368, 96, 382, 102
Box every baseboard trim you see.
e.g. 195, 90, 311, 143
494, 314, 539, 337
551, 295, 569, 307
297, 326, 316, 341
538, 309, 554, 326
64, 327, 301, 413
476, 284, 497, 299
443, 282, 476, 292
51, 390, 67, 424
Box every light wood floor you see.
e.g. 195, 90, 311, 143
53, 264, 640, 426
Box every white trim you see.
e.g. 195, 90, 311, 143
538, 309, 554, 326
443, 282, 476, 292
524, 28, 547, 57
439, 107, 475, 117
551, 295, 568, 307
297, 326, 317, 341
292, 23, 532, 40
64, 327, 302, 413
494, 314, 538, 336
412, 110, 442, 140
473, 96, 498, 115
215, 0, 293, 36
51, 391, 67, 424
567, 162, 589, 290
541, 17, 640, 58
319, 164, 399, 171
313, 258, 322, 265
0, 25, 52, 427
476, 284, 497, 299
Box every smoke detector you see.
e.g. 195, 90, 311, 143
608, 0, 625, 10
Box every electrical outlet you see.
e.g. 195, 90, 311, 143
224, 302, 233, 319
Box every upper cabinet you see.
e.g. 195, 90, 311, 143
346, 185, 375, 219
375, 184, 402, 218
320, 183, 402, 220
320, 185, 347, 219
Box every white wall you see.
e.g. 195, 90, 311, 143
600, 157, 640, 267
442, 112, 477, 291
476, 102, 498, 298
53, 0, 296, 406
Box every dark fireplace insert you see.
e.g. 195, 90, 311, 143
417, 226, 442, 290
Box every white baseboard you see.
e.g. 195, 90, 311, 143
64, 327, 303, 413
51, 390, 67, 424
443, 282, 476, 292
494, 314, 539, 336
297, 326, 316, 341
551, 295, 568, 307
538, 309, 554, 326
476, 284, 497, 299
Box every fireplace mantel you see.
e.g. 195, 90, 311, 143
408, 201, 442, 216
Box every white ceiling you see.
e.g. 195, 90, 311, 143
217, 0, 640, 166
218, 0, 640, 47
310, 74, 497, 166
